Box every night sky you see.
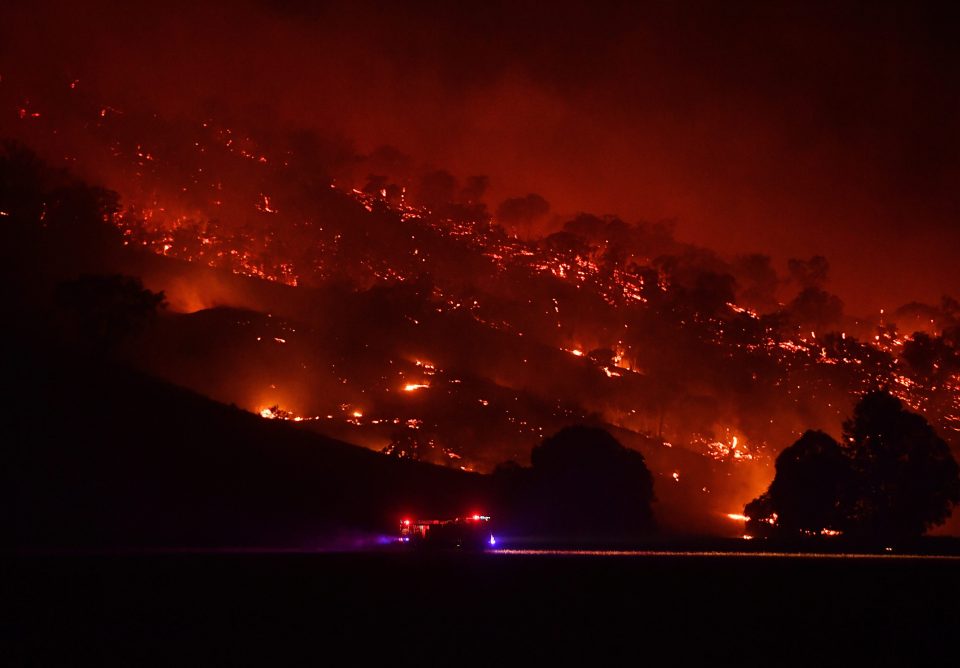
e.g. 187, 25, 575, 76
2, 0, 958, 312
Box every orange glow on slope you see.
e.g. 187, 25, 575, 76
258, 405, 319, 422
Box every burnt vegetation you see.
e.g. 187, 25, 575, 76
2, 78, 959, 545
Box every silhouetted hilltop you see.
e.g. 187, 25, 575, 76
9, 339, 487, 549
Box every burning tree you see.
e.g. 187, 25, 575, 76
381, 429, 423, 461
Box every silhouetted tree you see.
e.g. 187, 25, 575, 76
0, 140, 48, 224
687, 271, 737, 317
44, 182, 121, 250
362, 174, 390, 197
599, 241, 629, 276
54, 274, 166, 353
787, 255, 830, 289
767, 430, 853, 534
284, 128, 356, 186
381, 429, 422, 460
843, 391, 960, 540
543, 230, 591, 259
0, 141, 123, 275
631, 219, 677, 258
902, 332, 957, 380
562, 213, 606, 240
495, 193, 549, 235
365, 144, 412, 176
746, 392, 960, 541
498, 426, 655, 539
416, 170, 458, 210
732, 253, 780, 313
786, 287, 843, 332
744, 492, 775, 539
944, 324, 960, 351
459, 175, 489, 204
940, 295, 960, 328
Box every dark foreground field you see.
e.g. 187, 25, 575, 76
9, 551, 960, 665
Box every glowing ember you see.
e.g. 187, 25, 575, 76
693, 432, 756, 462
258, 405, 318, 422
6, 76, 957, 488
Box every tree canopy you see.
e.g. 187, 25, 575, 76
496, 425, 655, 540
767, 430, 853, 534
54, 274, 166, 353
745, 391, 960, 541
843, 391, 960, 539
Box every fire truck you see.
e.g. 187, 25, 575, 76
398, 514, 496, 550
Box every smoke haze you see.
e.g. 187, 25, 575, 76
3, 0, 958, 312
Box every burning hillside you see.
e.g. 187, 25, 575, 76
2, 73, 958, 534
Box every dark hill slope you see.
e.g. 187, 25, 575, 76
8, 343, 487, 549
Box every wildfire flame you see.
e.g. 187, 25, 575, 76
8, 77, 958, 488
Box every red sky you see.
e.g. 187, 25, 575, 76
2, 0, 958, 313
